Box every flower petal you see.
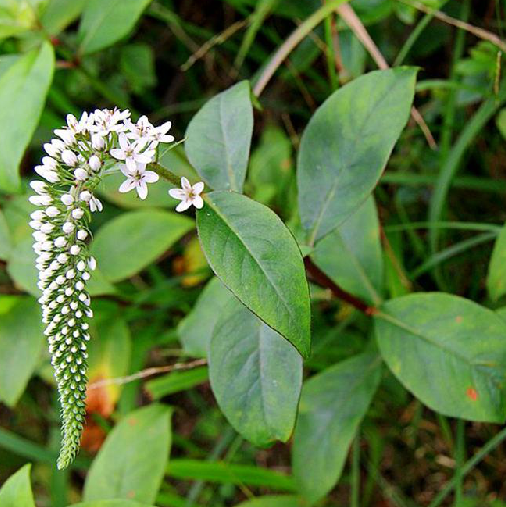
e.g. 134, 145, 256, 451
136, 181, 148, 200
192, 196, 204, 209
169, 188, 185, 199
192, 181, 204, 194
143, 171, 159, 183
125, 158, 137, 173
110, 149, 125, 160
119, 178, 136, 193
176, 200, 191, 212
181, 177, 191, 190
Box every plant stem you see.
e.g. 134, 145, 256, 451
304, 257, 377, 315
454, 419, 465, 506
351, 432, 361, 507
150, 162, 182, 186
253, 0, 349, 96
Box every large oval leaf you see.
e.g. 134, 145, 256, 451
75, 501, 155, 507
78, 0, 152, 55
311, 197, 382, 304
235, 497, 303, 507
292, 352, 381, 504
487, 222, 506, 301
178, 277, 235, 357
0, 297, 44, 407
83, 404, 171, 504
196, 191, 310, 357
91, 209, 193, 282
209, 297, 302, 446
0, 42, 54, 192
297, 68, 417, 243
185, 81, 253, 192
0, 464, 35, 507
375, 293, 506, 422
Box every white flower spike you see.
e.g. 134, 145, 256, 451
169, 177, 205, 212
29, 108, 176, 470
119, 163, 159, 200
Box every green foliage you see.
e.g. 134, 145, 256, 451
83, 405, 172, 504
78, 0, 153, 55
178, 277, 235, 357
292, 352, 381, 504
375, 293, 506, 422
209, 297, 302, 445
297, 68, 416, 243
185, 81, 253, 192
0, 297, 44, 406
0, 42, 53, 192
90, 210, 193, 282
196, 191, 310, 357
311, 197, 382, 304
0, 464, 35, 507
487, 222, 506, 301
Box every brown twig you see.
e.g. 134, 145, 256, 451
304, 257, 378, 315
88, 358, 208, 390
400, 0, 506, 54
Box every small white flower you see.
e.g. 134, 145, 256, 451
126, 115, 153, 141
88, 257, 97, 271
79, 191, 92, 202
77, 230, 88, 241
34, 166, 59, 183
169, 177, 205, 212
62, 150, 78, 167
72, 208, 84, 219
88, 155, 101, 171
89, 196, 103, 213
91, 134, 105, 151
30, 180, 47, 194
91, 108, 130, 136
62, 222, 75, 234
29, 195, 52, 206
118, 162, 159, 200
110, 134, 155, 172
151, 120, 175, 144
70, 245, 81, 255
74, 168, 88, 181
46, 206, 60, 217
54, 128, 75, 146
42, 157, 57, 170
61, 194, 74, 206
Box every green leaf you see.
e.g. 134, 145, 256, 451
178, 277, 235, 357
487, 222, 506, 301
0, 209, 11, 260
0, 464, 35, 507
166, 460, 296, 491
235, 497, 303, 507
90, 209, 193, 283
185, 81, 253, 192
146, 367, 209, 399
292, 352, 381, 504
78, 0, 153, 55
0, 42, 54, 192
209, 297, 302, 446
121, 43, 156, 94
311, 197, 382, 304
74, 502, 155, 507
83, 405, 172, 504
0, 296, 44, 406
196, 191, 311, 357
375, 293, 506, 422
40, 0, 87, 34
297, 68, 417, 243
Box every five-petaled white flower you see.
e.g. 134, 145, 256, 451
119, 163, 159, 200
169, 177, 204, 212
110, 134, 155, 172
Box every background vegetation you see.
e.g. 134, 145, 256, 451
2, 0, 506, 506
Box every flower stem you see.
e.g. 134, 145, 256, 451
150, 163, 181, 186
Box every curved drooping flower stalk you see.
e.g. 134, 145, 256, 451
29, 109, 175, 469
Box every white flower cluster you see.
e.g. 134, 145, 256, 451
29, 109, 175, 469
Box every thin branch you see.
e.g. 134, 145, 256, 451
88, 358, 208, 390
304, 257, 378, 315
336, 3, 437, 149
400, 0, 506, 54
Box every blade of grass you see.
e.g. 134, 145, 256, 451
409, 231, 497, 280
454, 419, 465, 506
351, 432, 361, 507
166, 459, 297, 492
428, 426, 506, 507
